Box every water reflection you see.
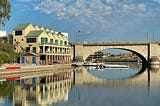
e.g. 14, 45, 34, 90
0, 64, 160, 106
72, 64, 160, 106
13, 79, 72, 106
13, 79, 71, 106
74, 63, 144, 84
84, 62, 143, 80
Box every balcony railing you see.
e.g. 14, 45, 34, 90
39, 43, 70, 47
39, 51, 70, 55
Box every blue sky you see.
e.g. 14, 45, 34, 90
1, 0, 160, 42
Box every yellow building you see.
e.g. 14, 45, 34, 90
13, 23, 71, 64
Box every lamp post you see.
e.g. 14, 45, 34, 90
153, 32, 154, 41
76, 30, 80, 42
147, 32, 148, 41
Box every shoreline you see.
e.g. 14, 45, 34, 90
0, 63, 72, 69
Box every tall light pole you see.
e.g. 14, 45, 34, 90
153, 32, 154, 41
76, 30, 80, 42
147, 32, 148, 41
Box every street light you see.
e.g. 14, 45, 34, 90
147, 32, 148, 41
76, 30, 80, 42
153, 32, 154, 41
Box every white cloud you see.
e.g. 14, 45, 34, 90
153, 0, 160, 3
31, 0, 160, 40
106, 0, 117, 4
34, 0, 148, 25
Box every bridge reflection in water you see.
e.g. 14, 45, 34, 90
70, 65, 160, 106
73, 65, 160, 92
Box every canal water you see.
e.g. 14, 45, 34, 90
0, 62, 160, 106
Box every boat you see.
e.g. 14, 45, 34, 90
83, 62, 103, 66
95, 64, 105, 69
71, 62, 83, 67
103, 64, 129, 69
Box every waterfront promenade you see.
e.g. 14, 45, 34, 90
0, 64, 73, 81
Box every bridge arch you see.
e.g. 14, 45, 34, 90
83, 47, 148, 63
84, 47, 148, 69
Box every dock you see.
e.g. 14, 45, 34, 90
103, 64, 129, 69
82, 62, 129, 69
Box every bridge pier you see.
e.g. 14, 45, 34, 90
73, 44, 84, 61
149, 42, 160, 65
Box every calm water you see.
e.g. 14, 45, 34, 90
1, 63, 160, 106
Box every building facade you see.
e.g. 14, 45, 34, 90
13, 23, 71, 64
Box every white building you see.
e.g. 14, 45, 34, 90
0, 31, 7, 38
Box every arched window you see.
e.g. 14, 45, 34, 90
60, 40, 63, 46
50, 39, 53, 44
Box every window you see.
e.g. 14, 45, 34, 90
27, 38, 36, 43
50, 39, 53, 44
32, 47, 36, 53
21, 39, 23, 41
41, 37, 48, 44
60, 40, 63, 46
55, 39, 58, 45
64, 41, 67, 45
26, 47, 30, 52
15, 31, 22, 35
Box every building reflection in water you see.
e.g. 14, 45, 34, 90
12, 71, 72, 106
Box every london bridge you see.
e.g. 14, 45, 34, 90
71, 41, 160, 65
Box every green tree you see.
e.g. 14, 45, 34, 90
0, 40, 18, 65
0, 0, 10, 26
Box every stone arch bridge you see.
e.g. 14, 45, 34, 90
70, 42, 160, 64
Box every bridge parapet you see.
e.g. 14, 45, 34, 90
71, 41, 151, 45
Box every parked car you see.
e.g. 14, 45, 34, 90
49, 61, 60, 65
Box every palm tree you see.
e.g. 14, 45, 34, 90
0, 0, 11, 26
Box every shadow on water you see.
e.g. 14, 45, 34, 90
130, 61, 148, 78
